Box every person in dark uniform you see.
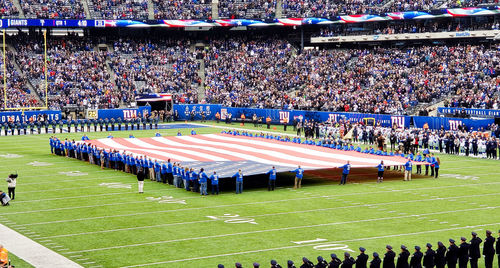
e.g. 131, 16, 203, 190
270, 260, 281, 268
330, 253, 342, 268
434, 242, 446, 268
423, 243, 435, 268
469, 231, 482, 268
410, 246, 423, 268
484, 230, 495, 268
397, 245, 410, 268
370, 253, 381, 268
384, 245, 396, 268
287, 260, 296, 268
455, 237, 469, 268
316, 256, 328, 268
300, 257, 314, 268
342, 252, 356, 268
446, 239, 459, 268
356, 247, 369, 268
496, 230, 500, 268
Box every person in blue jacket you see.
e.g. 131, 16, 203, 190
415, 153, 423, 174
339, 161, 351, 185
155, 132, 161, 137
232, 169, 244, 194
266, 166, 277, 191
376, 160, 384, 183
191, 129, 196, 135
190, 168, 199, 192
210, 171, 220, 195
291, 165, 304, 189
404, 159, 413, 181
432, 155, 440, 178
198, 168, 209, 196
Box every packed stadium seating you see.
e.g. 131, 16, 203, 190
88, 0, 148, 19
153, 0, 212, 20
218, 0, 276, 19
20, 0, 86, 19
0, 50, 39, 109
0, 0, 19, 17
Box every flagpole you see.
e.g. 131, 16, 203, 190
44, 29, 48, 109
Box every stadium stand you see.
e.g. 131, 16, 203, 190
218, 0, 276, 19
20, 0, 86, 19
88, 0, 149, 19
152, 0, 212, 20
0, 0, 19, 18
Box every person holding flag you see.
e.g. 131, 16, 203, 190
198, 168, 209, 196
266, 166, 277, 191
210, 171, 220, 195
376, 161, 384, 183
404, 159, 413, 181
232, 169, 244, 194
339, 161, 351, 185
291, 165, 304, 189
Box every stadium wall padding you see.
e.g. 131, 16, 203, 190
173, 104, 495, 131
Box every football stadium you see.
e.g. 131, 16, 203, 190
0, 1, 500, 267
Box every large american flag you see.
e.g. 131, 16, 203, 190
84, 134, 417, 178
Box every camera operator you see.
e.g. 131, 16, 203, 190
6, 174, 17, 200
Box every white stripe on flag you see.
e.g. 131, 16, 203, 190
152, 137, 305, 168
97, 139, 197, 162
179, 136, 344, 168
205, 134, 404, 166
125, 138, 229, 162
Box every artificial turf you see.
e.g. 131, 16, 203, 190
0, 122, 498, 268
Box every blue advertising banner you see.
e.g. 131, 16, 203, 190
0, 110, 61, 123
438, 107, 500, 118
413, 116, 495, 131
173, 104, 222, 121
97, 106, 151, 120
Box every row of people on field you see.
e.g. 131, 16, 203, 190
217, 230, 500, 268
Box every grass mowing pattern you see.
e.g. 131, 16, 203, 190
0, 123, 499, 268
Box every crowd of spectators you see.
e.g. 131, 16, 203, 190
0, 0, 19, 18
204, 37, 499, 115
0, 51, 39, 109
20, 0, 85, 19
89, 0, 148, 19
152, 0, 212, 19
317, 20, 500, 38
109, 38, 201, 104
218, 0, 276, 19
14, 37, 119, 110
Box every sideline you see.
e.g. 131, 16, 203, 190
0, 223, 82, 268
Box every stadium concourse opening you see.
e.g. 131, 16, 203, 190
78, 133, 428, 188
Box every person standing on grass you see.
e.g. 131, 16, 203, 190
137, 167, 145, 193
210, 171, 220, 195
404, 160, 412, 181
291, 165, 304, 189
356, 247, 369, 268
6, 174, 16, 200
483, 230, 495, 268
435, 241, 446, 268
376, 161, 384, 183
384, 245, 396, 268
166, 159, 174, 185
423, 243, 435, 268
469, 232, 482, 268
432, 155, 440, 178
446, 239, 458, 268
339, 161, 351, 185
397, 245, 410, 268
198, 168, 209, 196
458, 237, 469, 268
266, 166, 277, 191
410, 246, 423, 268
371, 253, 381, 268
496, 230, 500, 268
232, 169, 244, 194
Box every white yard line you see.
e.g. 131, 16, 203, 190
39, 192, 499, 239
119, 222, 500, 267
66, 206, 500, 254
0, 223, 82, 268
14, 182, 500, 226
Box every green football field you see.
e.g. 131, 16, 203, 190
0, 122, 499, 268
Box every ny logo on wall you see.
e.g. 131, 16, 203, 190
279, 111, 290, 123
391, 116, 405, 129
449, 120, 462, 131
